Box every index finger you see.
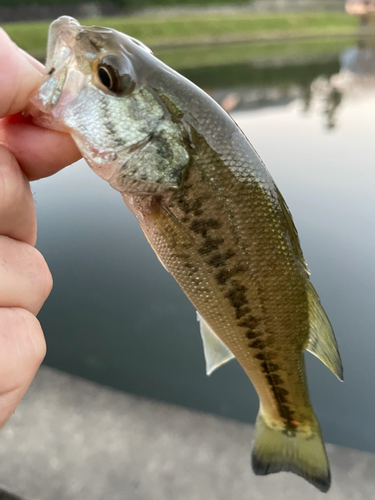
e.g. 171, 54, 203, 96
0, 28, 81, 180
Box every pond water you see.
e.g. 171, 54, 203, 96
33, 37, 375, 453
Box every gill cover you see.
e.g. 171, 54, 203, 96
31, 16, 191, 194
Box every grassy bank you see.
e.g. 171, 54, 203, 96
2, 11, 358, 61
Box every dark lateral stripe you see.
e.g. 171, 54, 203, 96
255, 352, 266, 361
249, 339, 266, 350
207, 249, 236, 268
197, 236, 225, 255
245, 330, 260, 340
238, 315, 259, 329
253, 345, 294, 422
215, 266, 244, 285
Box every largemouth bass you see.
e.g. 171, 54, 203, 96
29, 16, 343, 492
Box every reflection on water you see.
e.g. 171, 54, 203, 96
34, 37, 375, 453
189, 35, 375, 130
311, 36, 375, 127
183, 59, 340, 118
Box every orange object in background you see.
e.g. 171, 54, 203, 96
346, 0, 375, 15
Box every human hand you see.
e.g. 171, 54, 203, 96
0, 28, 81, 427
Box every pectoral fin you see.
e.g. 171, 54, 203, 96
197, 313, 235, 376
306, 282, 343, 381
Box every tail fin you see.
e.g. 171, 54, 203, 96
251, 411, 331, 493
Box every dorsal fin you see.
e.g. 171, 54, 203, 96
197, 312, 234, 376
305, 281, 343, 381
275, 186, 309, 276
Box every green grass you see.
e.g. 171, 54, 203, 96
2, 12, 358, 60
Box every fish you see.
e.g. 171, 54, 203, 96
29, 16, 343, 492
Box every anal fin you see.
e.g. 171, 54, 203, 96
197, 312, 234, 376
306, 281, 343, 381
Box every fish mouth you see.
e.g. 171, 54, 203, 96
27, 17, 82, 120
45, 16, 81, 75
28, 16, 100, 127
45, 16, 115, 73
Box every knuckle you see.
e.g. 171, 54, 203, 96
11, 308, 47, 366
0, 145, 25, 209
0, 307, 46, 397
27, 247, 53, 304
18, 309, 47, 364
0, 238, 53, 313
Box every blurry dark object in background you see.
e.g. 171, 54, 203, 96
0, 0, 247, 23
0, 0, 346, 23
0, 489, 25, 500
0, 1, 118, 23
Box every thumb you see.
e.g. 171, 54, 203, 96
0, 28, 44, 118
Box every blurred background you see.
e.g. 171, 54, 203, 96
1, 1, 375, 499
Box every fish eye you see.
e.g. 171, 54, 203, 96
98, 67, 112, 89
97, 55, 135, 95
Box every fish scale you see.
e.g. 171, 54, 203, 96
127, 142, 311, 424
30, 16, 343, 493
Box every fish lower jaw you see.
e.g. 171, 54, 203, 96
27, 93, 70, 133
29, 110, 69, 133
